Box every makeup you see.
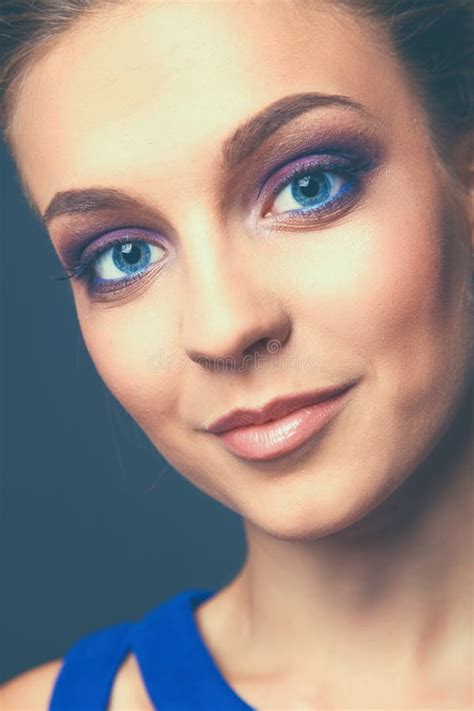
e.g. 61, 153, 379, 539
209, 384, 356, 461
51, 116, 385, 300
54, 226, 168, 295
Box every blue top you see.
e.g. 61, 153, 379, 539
48, 588, 255, 710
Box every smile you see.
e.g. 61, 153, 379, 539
206, 382, 357, 461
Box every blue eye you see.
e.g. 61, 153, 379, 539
266, 168, 353, 218
60, 232, 168, 296
92, 241, 165, 282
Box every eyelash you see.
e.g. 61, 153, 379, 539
57, 231, 166, 294
57, 153, 370, 296
260, 154, 365, 222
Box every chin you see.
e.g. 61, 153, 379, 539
241, 476, 399, 543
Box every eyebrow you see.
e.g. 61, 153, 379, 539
42, 91, 370, 225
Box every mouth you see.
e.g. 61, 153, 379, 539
205, 380, 358, 462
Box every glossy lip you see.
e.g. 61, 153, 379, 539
210, 385, 356, 462
205, 380, 357, 434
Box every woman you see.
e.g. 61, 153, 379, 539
1, 0, 473, 708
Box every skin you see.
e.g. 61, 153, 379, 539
1, 0, 473, 708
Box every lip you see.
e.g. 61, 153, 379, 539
206, 382, 356, 433
205, 381, 357, 461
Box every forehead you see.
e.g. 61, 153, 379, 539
10, 0, 407, 212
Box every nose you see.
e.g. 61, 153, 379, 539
181, 249, 291, 371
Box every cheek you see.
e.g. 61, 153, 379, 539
291, 186, 469, 408
75, 295, 183, 438
75, 299, 228, 500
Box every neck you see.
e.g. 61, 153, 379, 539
234, 384, 473, 684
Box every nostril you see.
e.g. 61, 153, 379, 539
243, 337, 272, 359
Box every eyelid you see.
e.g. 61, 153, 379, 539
80, 226, 167, 263
255, 152, 372, 222
259, 152, 366, 202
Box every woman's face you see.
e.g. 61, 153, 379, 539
10, 0, 473, 539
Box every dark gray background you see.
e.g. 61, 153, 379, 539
0, 140, 246, 683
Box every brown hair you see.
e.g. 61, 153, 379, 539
0, 0, 110, 138
332, 1, 474, 166
0, 0, 473, 166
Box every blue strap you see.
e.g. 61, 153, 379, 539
130, 588, 256, 711
48, 622, 132, 711
48, 589, 256, 710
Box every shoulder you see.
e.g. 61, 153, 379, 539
0, 654, 153, 711
0, 593, 199, 711
108, 652, 155, 710
0, 659, 63, 710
